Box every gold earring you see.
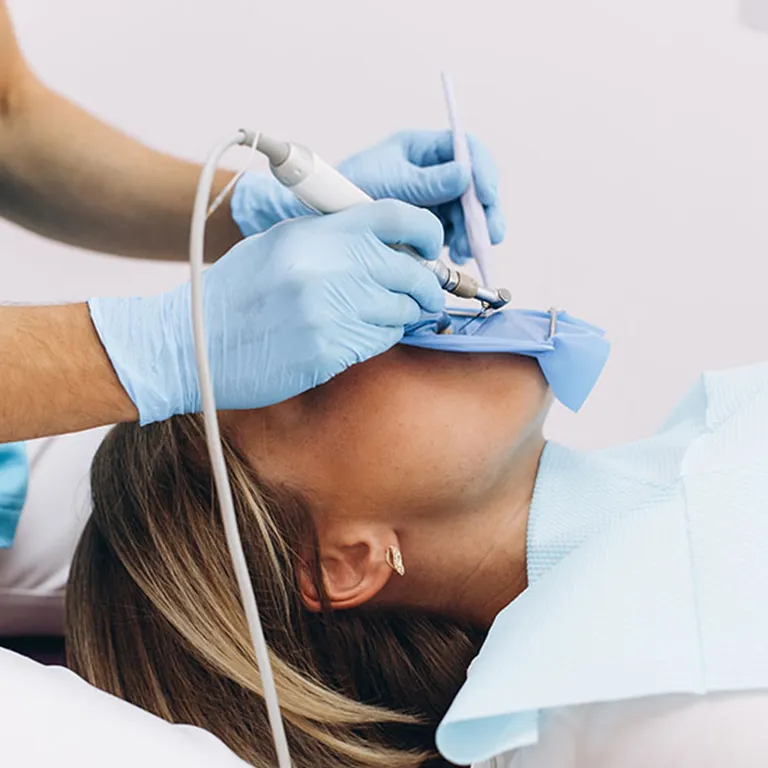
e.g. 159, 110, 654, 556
385, 545, 405, 576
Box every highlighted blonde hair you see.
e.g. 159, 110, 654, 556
66, 415, 485, 766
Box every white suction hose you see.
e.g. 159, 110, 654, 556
189, 123, 510, 767
189, 130, 292, 768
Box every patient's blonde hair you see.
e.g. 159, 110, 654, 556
66, 416, 484, 767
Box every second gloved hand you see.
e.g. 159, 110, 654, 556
231, 130, 505, 266
88, 200, 445, 425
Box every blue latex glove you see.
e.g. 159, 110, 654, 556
231, 130, 505, 266
88, 200, 445, 425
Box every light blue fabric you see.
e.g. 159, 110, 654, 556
437, 360, 768, 765
0, 442, 29, 549
402, 308, 610, 411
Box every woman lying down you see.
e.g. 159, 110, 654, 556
65, 308, 768, 768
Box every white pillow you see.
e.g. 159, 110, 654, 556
0, 648, 249, 766
0, 426, 109, 636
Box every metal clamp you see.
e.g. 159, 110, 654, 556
548, 307, 559, 339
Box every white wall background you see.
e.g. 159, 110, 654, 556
2, 0, 767, 448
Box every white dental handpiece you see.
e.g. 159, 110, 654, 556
252, 133, 511, 309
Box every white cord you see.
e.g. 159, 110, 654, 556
190, 130, 292, 768
206, 131, 260, 218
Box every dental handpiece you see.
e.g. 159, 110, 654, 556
252, 133, 511, 310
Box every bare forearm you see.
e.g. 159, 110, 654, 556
0, 71, 241, 262
0, 304, 137, 441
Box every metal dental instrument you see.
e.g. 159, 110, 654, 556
252, 132, 511, 310
441, 71, 495, 287
548, 307, 559, 339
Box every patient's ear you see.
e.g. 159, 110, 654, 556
298, 526, 399, 613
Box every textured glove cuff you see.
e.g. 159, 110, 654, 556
87, 288, 197, 425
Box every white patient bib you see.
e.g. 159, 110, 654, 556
437, 361, 768, 766
474, 691, 768, 768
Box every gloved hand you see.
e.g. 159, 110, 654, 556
88, 200, 445, 425
231, 130, 505, 266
